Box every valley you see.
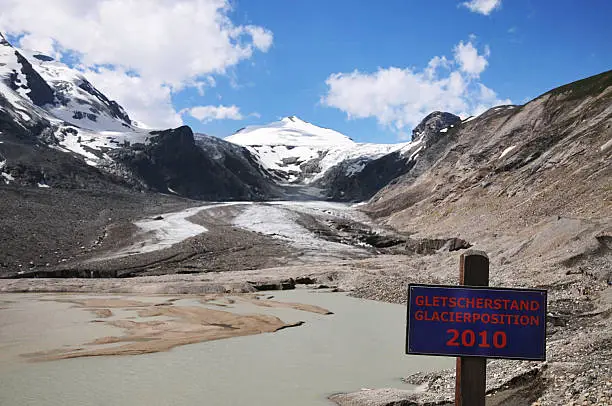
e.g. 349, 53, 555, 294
0, 28, 610, 406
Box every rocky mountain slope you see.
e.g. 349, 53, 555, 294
334, 70, 612, 406
2, 31, 482, 203
367, 71, 611, 246
313, 111, 462, 201
0, 33, 278, 200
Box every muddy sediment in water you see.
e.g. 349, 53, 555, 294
23, 294, 331, 362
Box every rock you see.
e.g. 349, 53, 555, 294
412, 111, 462, 141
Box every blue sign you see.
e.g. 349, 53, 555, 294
406, 284, 547, 360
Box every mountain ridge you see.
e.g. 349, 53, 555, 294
0, 33, 280, 200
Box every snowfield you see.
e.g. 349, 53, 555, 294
226, 116, 354, 147
226, 116, 412, 183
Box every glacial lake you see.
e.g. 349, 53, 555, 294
0, 290, 453, 405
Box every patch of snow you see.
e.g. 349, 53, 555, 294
409, 145, 425, 161
440, 127, 448, 133
499, 145, 517, 159
313, 142, 408, 182
1, 172, 15, 183
462, 116, 476, 123
55, 126, 153, 164
600, 138, 612, 152
37, 182, 50, 188
399, 137, 424, 158
23, 50, 136, 132
16, 109, 31, 121
0, 42, 30, 99
0, 80, 56, 126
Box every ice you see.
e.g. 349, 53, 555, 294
98, 203, 247, 260
233, 202, 368, 258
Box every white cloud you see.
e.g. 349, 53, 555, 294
17, 33, 61, 59
454, 40, 489, 77
321, 39, 511, 137
182, 105, 244, 123
83, 67, 181, 129
461, 0, 502, 15
244, 26, 274, 52
0, 0, 272, 127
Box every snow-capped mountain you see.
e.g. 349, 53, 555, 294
25, 50, 134, 132
0, 33, 279, 199
0, 32, 466, 202
1, 33, 135, 132
225, 116, 412, 184
0, 31, 151, 165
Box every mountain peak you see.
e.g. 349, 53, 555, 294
226, 117, 354, 147
412, 111, 461, 140
281, 115, 304, 123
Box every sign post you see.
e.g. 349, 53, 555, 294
456, 250, 489, 406
405, 250, 547, 406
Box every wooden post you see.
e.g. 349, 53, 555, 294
455, 250, 489, 406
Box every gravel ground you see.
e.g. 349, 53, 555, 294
0, 186, 199, 276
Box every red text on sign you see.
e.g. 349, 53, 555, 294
445, 329, 507, 349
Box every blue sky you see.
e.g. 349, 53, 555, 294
2, 0, 611, 143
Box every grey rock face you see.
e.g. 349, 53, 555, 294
311, 111, 461, 202
107, 126, 280, 200
314, 151, 417, 202
411, 111, 461, 141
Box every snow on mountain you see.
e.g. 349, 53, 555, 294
0, 33, 157, 168
225, 116, 410, 184
226, 116, 354, 147
18, 48, 135, 132
0, 34, 279, 199
2, 33, 133, 133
